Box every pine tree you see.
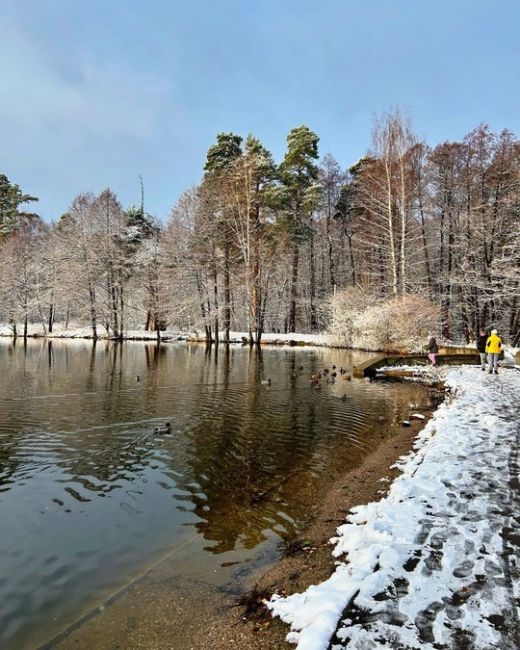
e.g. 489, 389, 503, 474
234, 135, 278, 344
203, 132, 243, 342
0, 174, 38, 239
278, 126, 320, 332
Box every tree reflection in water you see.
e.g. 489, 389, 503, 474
0, 339, 431, 650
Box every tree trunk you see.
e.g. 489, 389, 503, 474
48, 300, 54, 334
119, 272, 125, 340
223, 242, 231, 343
108, 265, 119, 338
384, 162, 398, 296
252, 254, 262, 345
326, 200, 336, 289
213, 268, 219, 344
418, 192, 432, 298
37, 301, 47, 336
309, 223, 317, 331
89, 281, 98, 339
399, 159, 407, 295
289, 240, 299, 333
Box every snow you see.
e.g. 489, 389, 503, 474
268, 366, 520, 649
0, 324, 330, 346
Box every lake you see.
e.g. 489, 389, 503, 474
0, 339, 431, 649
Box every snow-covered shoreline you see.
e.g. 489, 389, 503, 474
0, 325, 330, 347
268, 366, 520, 649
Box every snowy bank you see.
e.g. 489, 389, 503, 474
0, 324, 330, 347
268, 366, 520, 649
0, 323, 188, 341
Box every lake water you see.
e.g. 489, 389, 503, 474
0, 340, 431, 649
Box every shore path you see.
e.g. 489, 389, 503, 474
269, 367, 520, 649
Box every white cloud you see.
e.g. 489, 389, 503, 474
0, 18, 171, 140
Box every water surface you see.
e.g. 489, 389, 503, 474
0, 340, 430, 649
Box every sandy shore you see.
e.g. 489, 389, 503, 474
49, 410, 432, 650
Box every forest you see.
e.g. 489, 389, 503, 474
1, 109, 519, 346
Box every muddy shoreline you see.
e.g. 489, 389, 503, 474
51, 408, 433, 650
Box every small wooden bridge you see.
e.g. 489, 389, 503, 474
353, 349, 480, 378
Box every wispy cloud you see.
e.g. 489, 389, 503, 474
0, 18, 171, 140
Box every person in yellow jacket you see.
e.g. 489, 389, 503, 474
485, 328, 502, 374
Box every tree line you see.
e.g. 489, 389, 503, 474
1, 110, 519, 345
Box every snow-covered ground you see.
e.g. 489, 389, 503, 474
268, 366, 520, 649
0, 323, 190, 340
0, 323, 329, 346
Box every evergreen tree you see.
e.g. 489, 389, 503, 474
203, 132, 243, 342
278, 126, 320, 332
237, 135, 278, 343
0, 174, 38, 239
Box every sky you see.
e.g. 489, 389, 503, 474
1, 0, 519, 222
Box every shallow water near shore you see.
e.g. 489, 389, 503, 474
0, 339, 432, 649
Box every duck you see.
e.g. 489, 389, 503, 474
154, 422, 171, 434
136, 375, 141, 382
261, 379, 272, 386
341, 394, 348, 401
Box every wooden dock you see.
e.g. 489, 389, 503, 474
353, 352, 480, 378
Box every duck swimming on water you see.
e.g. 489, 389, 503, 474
154, 422, 172, 434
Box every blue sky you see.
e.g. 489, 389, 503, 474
2, 0, 519, 221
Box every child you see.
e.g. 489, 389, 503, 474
427, 336, 438, 366
485, 329, 502, 374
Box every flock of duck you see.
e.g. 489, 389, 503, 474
261, 364, 353, 400
309, 364, 352, 385
150, 364, 355, 435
